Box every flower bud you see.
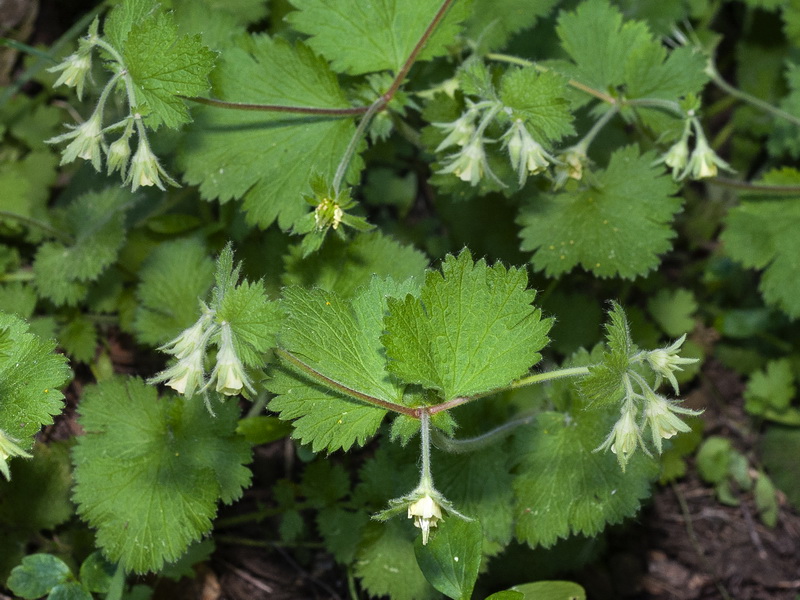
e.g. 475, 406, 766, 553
46, 110, 104, 171
106, 133, 132, 177
643, 389, 699, 454
49, 50, 92, 100
408, 493, 443, 545
126, 135, 178, 192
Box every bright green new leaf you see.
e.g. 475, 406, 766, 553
414, 518, 483, 600
556, 0, 707, 101
287, 0, 471, 75
282, 231, 429, 298
518, 146, 680, 279
216, 280, 282, 366
720, 168, 800, 318
0, 312, 70, 457
72, 377, 252, 573
744, 359, 796, 417
647, 288, 697, 337
269, 277, 417, 452
500, 68, 574, 142
384, 250, 552, 400
133, 237, 214, 345
7, 554, 71, 600
105, 0, 216, 128
180, 36, 359, 230
33, 188, 131, 306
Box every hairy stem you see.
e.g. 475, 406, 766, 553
431, 412, 535, 453
708, 177, 800, 195
706, 62, 800, 129
333, 99, 384, 193
274, 348, 417, 416
183, 96, 369, 116
0, 211, 74, 243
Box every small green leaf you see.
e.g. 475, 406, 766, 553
48, 582, 93, 600
500, 68, 574, 142
761, 427, 800, 510
754, 472, 778, 527
695, 436, 732, 485
414, 518, 482, 600
236, 416, 292, 445
7, 554, 71, 599
647, 288, 697, 337
463, 0, 559, 52
384, 250, 552, 400
744, 359, 796, 417
518, 146, 680, 279
72, 377, 252, 573
78, 552, 116, 594
316, 506, 369, 565
489, 581, 587, 600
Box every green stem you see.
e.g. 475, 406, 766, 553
216, 502, 310, 528
573, 105, 619, 153
333, 99, 384, 193
0, 271, 35, 283
419, 410, 432, 482
105, 563, 126, 600
511, 365, 591, 388
0, 211, 73, 243
707, 62, 800, 129
0, 38, 59, 62
431, 412, 535, 453
215, 535, 324, 549
274, 348, 417, 416
246, 390, 270, 418
183, 95, 369, 117
624, 97, 684, 118
708, 177, 800, 195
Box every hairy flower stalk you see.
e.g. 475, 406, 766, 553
0, 430, 32, 481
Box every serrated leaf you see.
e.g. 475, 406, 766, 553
216, 280, 282, 366
317, 507, 369, 565
301, 461, 350, 508
7, 554, 71, 599
500, 68, 574, 142
105, 0, 216, 128
384, 250, 552, 400
512, 408, 658, 548
355, 521, 438, 600
761, 426, 800, 510
463, 0, 559, 52
517, 146, 680, 279
269, 277, 416, 452
133, 238, 214, 345
287, 0, 471, 75
414, 518, 482, 600
768, 62, 800, 158
720, 168, 800, 318
744, 359, 796, 416
59, 314, 98, 363
0, 312, 70, 455
282, 231, 428, 298
33, 188, 131, 306
72, 377, 252, 573
180, 36, 360, 230
556, 0, 707, 101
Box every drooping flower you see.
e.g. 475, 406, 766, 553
206, 323, 254, 396
49, 50, 93, 100
503, 119, 555, 186
645, 334, 698, 394
643, 389, 700, 454
46, 110, 104, 171
595, 406, 645, 471
0, 429, 33, 481
661, 137, 690, 179
553, 147, 586, 189
433, 110, 478, 152
149, 310, 216, 398
125, 134, 178, 192
408, 493, 443, 545
438, 137, 491, 186
681, 130, 732, 180
106, 131, 132, 177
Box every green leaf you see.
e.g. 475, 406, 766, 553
761, 426, 800, 510
695, 436, 732, 485
33, 188, 131, 306
7, 554, 71, 599
720, 168, 800, 318
463, 0, 559, 52
78, 552, 116, 594
282, 231, 429, 298
287, 0, 471, 75
49, 583, 93, 600
383, 250, 552, 400
133, 238, 214, 345
236, 415, 292, 445
317, 506, 369, 565
269, 277, 416, 452
518, 146, 680, 279
647, 288, 697, 337
215, 280, 282, 366
754, 472, 778, 527
500, 68, 574, 142
488, 581, 587, 600
180, 36, 359, 230
555, 0, 707, 101
768, 62, 800, 157
744, 359, 796, 417
0, 312, 70, 453
414, 518, 482, 600
106, 0, 216, 128
355, 521, 438, 600
72, 377, 252, 573
59, 314, 98, 363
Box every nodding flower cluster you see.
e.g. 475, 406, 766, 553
657, 117, 732, 181
46, 21, 177, 192
433, 101, 558, 188
148, 306, 254, 403
596, 334, 701, 470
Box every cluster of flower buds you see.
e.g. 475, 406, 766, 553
596, 335, 701, 470
46, 26, 177, 192
434, 102, 557, 188
0, 429, 33, 481
657, 117, 732, 181
148, 306, 254, 401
